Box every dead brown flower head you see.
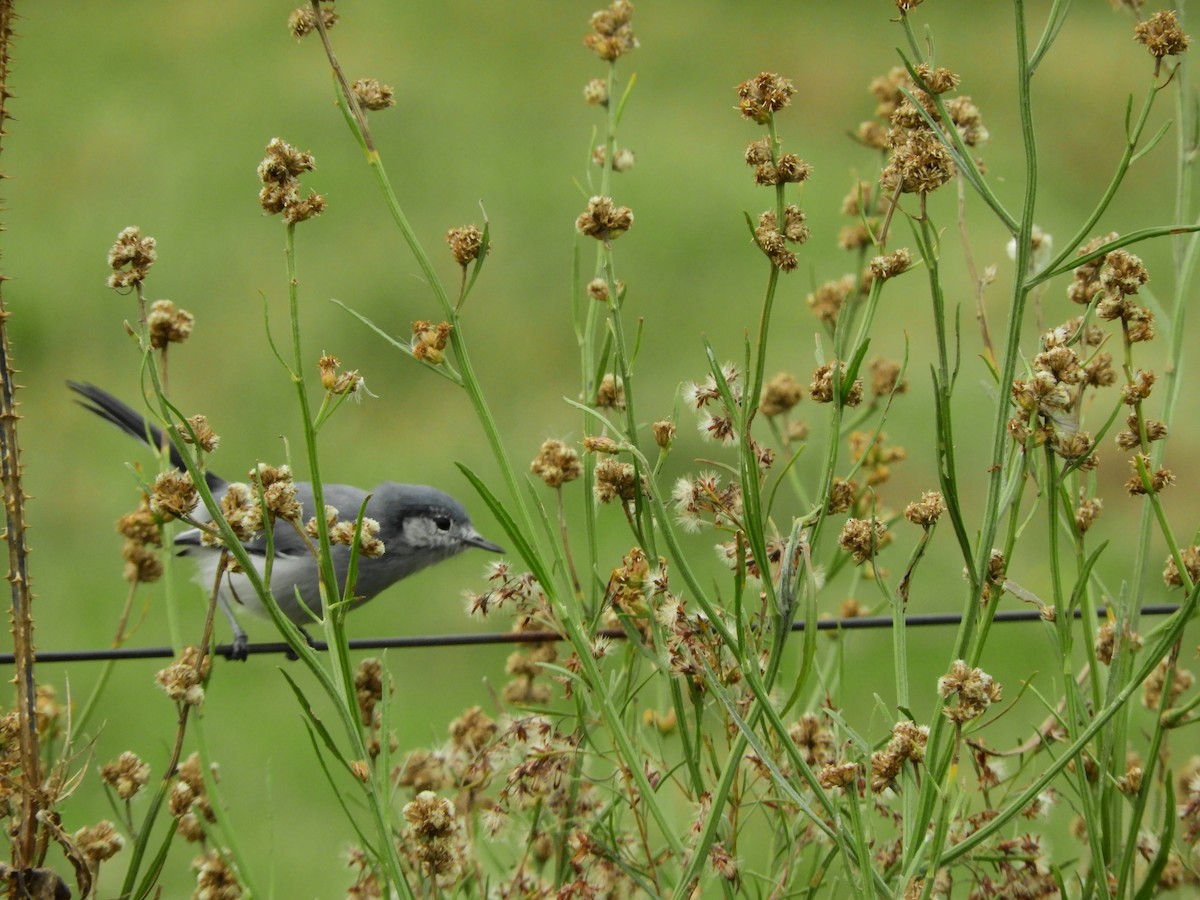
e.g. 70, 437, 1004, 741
594, 457, 637, 504
446, 225, 486, 267
145, 299, 195, 349
882, 128, 956, 195
100, 751, 151, 801
595, 373, 626, 409
156, 645, 210, 707
576, 195, 633, 242
175, 414, 219, 453
807, 275, 856, 325
107, 226, 157, 290
150, 469, 198, 520
74, 821, 125, 863
904, 491, 946, 528
838, 517, 890, 564
531, 439, 582, 488
870, 248, 913, 280
736, 72, 795, 124
351, 77, 395, 111
411, 321, 453, 365
288, 6, 337, 38
258, 137, 324, 223
938, 660, 1001, 724
584, 0, 637, 61
1135, 10, 1191, 60
760, 372, 803, 417
1163, 546, 1200, 588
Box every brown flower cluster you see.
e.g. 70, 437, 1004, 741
118, 493, 164, 584
838, 517, 890, 564
849, 431, 907, 488
403, 792, 465, 881
584, 0, 637, 61
858, 65, 986, 197
107, 226, 157, 290
870, 721, 928, 792
446, 225, 486, 267
100, 751, 151, 801
753, 205, 810, 271
318, 353, 365, 394
147, 299, 194, 349
938, 660, 1002, 724
351, 77, 395, 111
810, 361, 864, 407
411, 321, 453, 365
156, 645, 210, 707
530, 439, 582, 488
759, 372, 803, 417
288, 5, 337, 38
904, 491, 945, 528
257, 137, 325, 224
673, 471, 742, 534
576, 195, 633, 242
1008, 316, 1110, 463
1134, 10, 1191, 62
806, 275, 857, 326
736, 72, 795, 124
1163, 545, 1200, 588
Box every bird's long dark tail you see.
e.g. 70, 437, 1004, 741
68, 381, 224, 490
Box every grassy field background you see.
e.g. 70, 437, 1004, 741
5, 2, 1200, 896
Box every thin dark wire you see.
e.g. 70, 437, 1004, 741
1, 604, 1181, 664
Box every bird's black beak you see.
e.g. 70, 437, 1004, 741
466, 531, 505, 553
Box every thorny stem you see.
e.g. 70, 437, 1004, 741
0, 0, 42, 870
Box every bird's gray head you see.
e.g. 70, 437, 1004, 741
372, 483, 504, 561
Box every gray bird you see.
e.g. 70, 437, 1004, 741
69, 381, 503, 657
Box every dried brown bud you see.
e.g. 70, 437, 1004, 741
107, 226, 157, 290
576, 196, 633, 241
351, 78, 395, 111
736, 72, 795, 124
446, 225, 486, 266
531, 440, 582, 488
1135, 10, 1190, 59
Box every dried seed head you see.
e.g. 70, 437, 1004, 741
584, 0, 637, 61
826, 478, 856, 514
101, 751, 152, 801
258, 138, 324, 223
759, 372, 803, 417
330, 516, 386, 558
944, 96, 990, 146
583, 78, 609, 106
175, 414, 219, 453
938, 660, 1002, 724
838, 517, 890, 563
288, 6, 337, 38
411, 320, 453, 365
1163, 546, 1200, 588
913, 63, 960, 94
576, 195, 633, 241
351, 78, 395, 111
594, 457, 637, 504
810, 361, 863, 406
1099, 249, 1149, 296
155, 645, 210, 706
595, 373, 626, 409
354, 657, 387, 727
870, 248, 913, 280
74, 821, 125, 862
807, 275, 856, 325
446, 225, 485, 266
150, 469, 198, 520
530, 439, 582, 488
904, 491, 946, 527
736, 72, 795, 124
652, 419, 676, 448
107, 226, 157, 290
881, 128, 956, 195
146, 299, 195, 349
1135, 10, 1191, 59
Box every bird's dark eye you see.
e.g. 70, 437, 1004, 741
434, 515, 452, 532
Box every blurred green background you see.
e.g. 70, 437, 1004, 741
5, 1, 1200, 896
